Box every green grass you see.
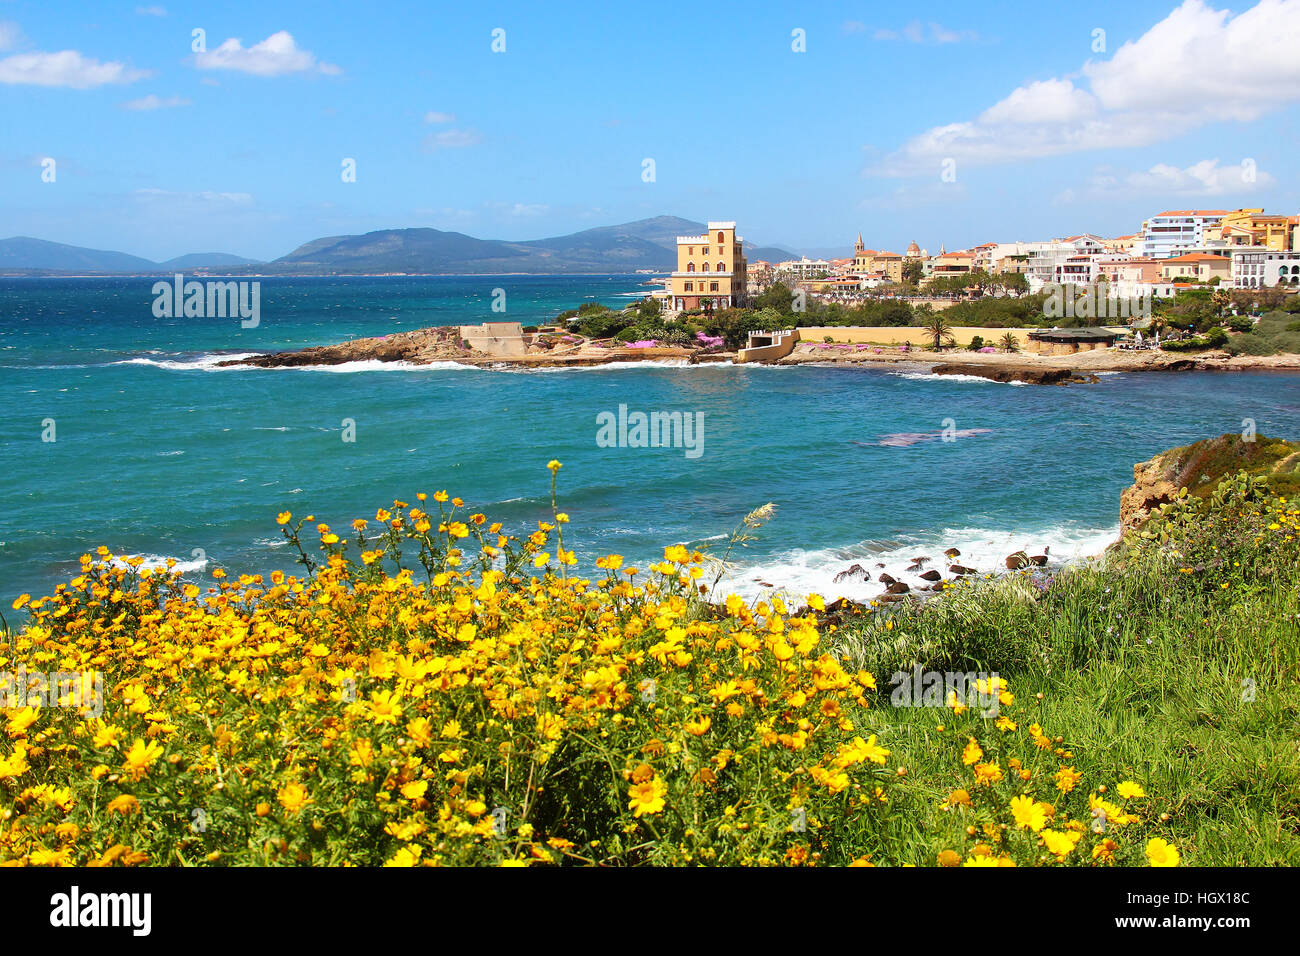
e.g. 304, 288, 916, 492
825, 473, 1300, 864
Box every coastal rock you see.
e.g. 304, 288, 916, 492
919, 569, 942, 581
1029, 554, 1048, 567
878, 572, 896, 586
948, 565, 976, 576
833, 563, 870, 583
885, 581, 910, 594
1118, 432, 1300, 535
1005, 551, 1030, 570
944, 548, 961, 558
931, 363, 1094, 386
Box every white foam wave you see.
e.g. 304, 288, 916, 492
709, 523, 1118, 605
109, 553, 209, 574
891, 371, 1027, 386
114, 353, 259, 371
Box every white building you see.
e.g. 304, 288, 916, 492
1231, 248, 1300, 289
1136, 210, 1231, 259
1025, 235, 1108, 290
776, 257, 832, 279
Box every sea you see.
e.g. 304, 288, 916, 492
3, 274, 1299, 608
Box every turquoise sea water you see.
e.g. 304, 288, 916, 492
3, 275, 1299, 607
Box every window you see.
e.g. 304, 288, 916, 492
717, 231, 724, 244
710, 282, 718, 291
716, 262, 725, 272
684, 282, 693, 291
687, 262, 695, 272
701, 246, 709, 256
701, 262, 709, 272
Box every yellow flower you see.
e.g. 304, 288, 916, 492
1116, 780, 1146, 799
1145, 837, 1180, 867
547, 460, 562, 473
105, 794, 139, 815
121, 738, 163, 780
1009, 794, 1046, 832
367, 689, 403, 725
400, 780, 428, 800
962, 738, 983, 766
276, 511, 292, 525
1041, 829, 1080, 858
1055, 765, 1082, 793
628, 777, 666, 817
278, 782, 311, 815
5, 707, 40, 738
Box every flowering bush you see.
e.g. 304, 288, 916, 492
7, 460, 1292, 866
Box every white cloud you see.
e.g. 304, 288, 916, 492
873, 20, 975, 44
134, 188, 254, 206
120, 93, 191, 110
1062, 158, 1276, 201
0, 21, 21, 51
423, 110, 455, 123
422, 128, 482, 151
135, 5, 167, 15
870, 0, 1300, 175
842, 20, 867, 34
193, 31, 339, 77
0, 49, 149, 88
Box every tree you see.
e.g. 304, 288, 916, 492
1000, 332, 1020, 353
1210, 288, 1231, 318
901, 260, 924, 285
923, 313, 955, 350
753, 281, 796, 314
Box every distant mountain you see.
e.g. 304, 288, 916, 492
0, 237, 157, 273
159, 252, 262, 270
267, 216, 800, 274
0, 218, 799, 276
0, 237, 261, 274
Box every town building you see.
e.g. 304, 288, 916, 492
1136, 210, 1230, 258
1231, 248, 1300, 289
666, 221, 748, 311
1158, 252, 1232, 284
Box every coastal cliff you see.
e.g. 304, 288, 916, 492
1119, 433, 1300, 534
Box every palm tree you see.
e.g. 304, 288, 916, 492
923, 314, 955, 351
1000, 332, 1019, 353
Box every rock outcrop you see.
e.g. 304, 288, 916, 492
931, 363, 1098, 385
1119, 433, 1300, 534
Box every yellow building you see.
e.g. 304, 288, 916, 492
1214, 209, 1292, 250
1158, 252, 1232, 283
668, 221, 747, 311
850, 235, 903, 282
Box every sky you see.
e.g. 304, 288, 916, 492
2, 0, 1298, 262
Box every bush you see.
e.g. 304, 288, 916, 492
966, 335, 985, 351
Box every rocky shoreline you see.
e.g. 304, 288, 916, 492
217, 324, 1300, 378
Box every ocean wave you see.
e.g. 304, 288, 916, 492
890, 371, 1028, 386
113, 353, 259, 371
109, 552, 209, 574
709, 523, 1118, 605
870, 428, 993, 448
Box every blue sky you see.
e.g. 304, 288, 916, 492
2, 0, 1298, 261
